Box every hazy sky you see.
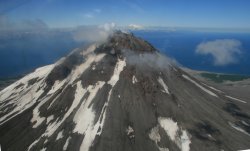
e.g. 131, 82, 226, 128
1, 0, 250, 28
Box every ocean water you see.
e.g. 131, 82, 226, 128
0, 30, 249, 78
0, 31, 82, 78
133, 30, 250, 75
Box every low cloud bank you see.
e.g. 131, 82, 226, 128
196, 39, 242, 66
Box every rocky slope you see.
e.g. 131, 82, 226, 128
0, 31, 250, 151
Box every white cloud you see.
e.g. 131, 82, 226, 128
99, 22, 116, 31
123, 50, 177, 72
72, 23, 116, 43
84, 13, 93, 18
93, 9, 101, 13
196, 39, 242, 66
128, 24, 143, 30
83, 9, 101, 19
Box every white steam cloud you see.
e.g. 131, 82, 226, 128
72, 22, 116, 43
123, 50, 178, 71
196, 39, 242, 66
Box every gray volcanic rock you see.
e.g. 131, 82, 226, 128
0, 31, 250, 151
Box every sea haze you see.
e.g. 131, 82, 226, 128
133, 30, 250, 75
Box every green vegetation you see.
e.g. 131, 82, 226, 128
200, 73, 250, 83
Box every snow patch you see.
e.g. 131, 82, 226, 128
158, 77, 170, 94
56, 130, 64, 140
46, 115, 54, 124
202, 83, 222, 93
28, 139, 40, 151
159, 148, 169, 151
0, 82, 43, 125
158, 117, 191, 151
226, 95, 247, 104
179, 130, 191, 151
0, 64, 54, 125
182, 74, 218, 97
34, 65, 55, 76
45, 81, 87, 137
81, 44, 97, 56
0, 64, 54, 102
73, 81, 107, 151
47, 93, 61, 109
149, 126, 161, 143
48, 79, 66, 95
229, 122, 250, 136
158, 117, 178, 140
30, 97, 50, 128
92, 65, 96, 70
28, 81, 88, 150
73, 81, 105, 134
126, 126, 134, 135
132, 75, 138, 84
242, 120, 249, 126
79, 59, 126, 151
69, 53, 105, 83
40, 148, 46, 151
26, 58, 124, 150
173, 67, 178, 72
97, 59, 126, 133
126, 126, 135, 139
108, 59, 126, 86
149, 125, 170, 151
63, 137, 71, 151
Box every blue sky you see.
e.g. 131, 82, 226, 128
1, 0, 250, 29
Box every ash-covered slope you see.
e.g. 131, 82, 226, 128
0, 31, 250, 151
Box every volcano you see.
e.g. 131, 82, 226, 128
0, 31, 250, 151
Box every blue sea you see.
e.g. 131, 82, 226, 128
0, 31, 83, 78
133, 30, 250, 75
0, 30, 250, 78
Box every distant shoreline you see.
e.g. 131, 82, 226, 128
182, 67, 250, 84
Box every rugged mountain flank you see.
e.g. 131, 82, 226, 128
0, 31, 250, 151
